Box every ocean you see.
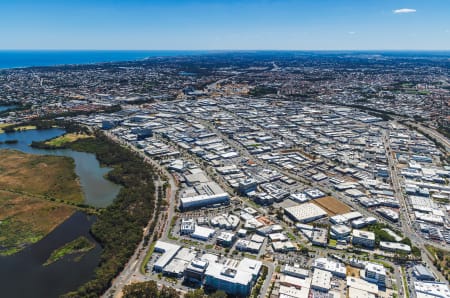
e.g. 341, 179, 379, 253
0, 50, 207, 69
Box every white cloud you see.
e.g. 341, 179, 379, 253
393, 8, 416, 14
348, 31, 356, 35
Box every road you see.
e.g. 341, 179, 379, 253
102, 132, 179, 298
383, 129, 448, 284
405, 121, 450, 153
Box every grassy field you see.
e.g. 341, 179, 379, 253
0, 123, 11, 134
0, 149, 83, 203
44, 236, 95, 266
0, 149, 84, 255
45, 133, 92, 147
0, 124, 37, 134
0, 190, 75, 255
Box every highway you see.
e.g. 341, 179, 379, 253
405, 121, 450, 153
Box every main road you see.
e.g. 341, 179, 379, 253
102, 131, 179, 298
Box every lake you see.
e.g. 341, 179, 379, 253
0, 128, 121, 208
0, 212, 102, 298
0, 128, 121, 297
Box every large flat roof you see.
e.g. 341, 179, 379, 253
285, 203, 327, 222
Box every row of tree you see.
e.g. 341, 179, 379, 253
123, 281, 228, 298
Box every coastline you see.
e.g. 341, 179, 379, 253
0, 50, 207, 70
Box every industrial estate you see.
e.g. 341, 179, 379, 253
0, 52, 449, 298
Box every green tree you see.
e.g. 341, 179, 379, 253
159, 286, 180, 298
209, 290, 227, 298
184, 288, 205, 298
123, 281, 158, 298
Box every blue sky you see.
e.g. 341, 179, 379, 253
0, 0, 449, 50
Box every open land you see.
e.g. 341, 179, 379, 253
0, 149, 83, 203
0, 150, 83, 255
0, 190, 74, 255
313, 196, 352, 216
45, 132, 92, 147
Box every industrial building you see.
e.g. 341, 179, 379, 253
153, 241, 181, 272
180, 193, 230, 211
284, 203, 327, 223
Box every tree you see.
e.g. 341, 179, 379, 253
123, 281, 158, 298
209, 290, 227, 298
159, 286, 180, 298
184, 289, 205, 298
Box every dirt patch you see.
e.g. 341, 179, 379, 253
313, 196, 351, 216
346, 265, 360, 278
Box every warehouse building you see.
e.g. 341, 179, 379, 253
180, 193, 230, 211
284, 203, 327, 223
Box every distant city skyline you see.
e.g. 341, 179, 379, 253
1, 0, 449, 50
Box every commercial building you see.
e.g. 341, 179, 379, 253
347, 277, 378, 296
204, 258, 262, 297
180, 193, 230, 211
362, 263, 386, 286
330, 225, 352, 240
413, 265, 435, 281
312, 258, 346, 278
352, 229, 375, 249
180, 218, 195, 235
284, 203, 327, 223
414, 281, 450, 298
282, 264, 310, 279
153, 241, 182, 272
311, 269, 332, 292
272, 241, 296, 252
184, 258, 209, 284
191, 226, 215, 241
379, 241, 411, 253
235, 239, 262, 253
216, 232, 235, 247
278, 285, 310, 298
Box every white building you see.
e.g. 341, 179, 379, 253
414, 281, 450, 298
180, 218, 195, 235
204, 258, 262, 297
153, 241, 181, 272
284, 203, 327, 223
379, 241, 411, 253
180, 193, 230, 210
312, 258, 346, 278
311, 268, 332, 292
362, 263, 386, 286
191, 225, 215, 241
282, 264, 310, 279
352, 229, 375, 248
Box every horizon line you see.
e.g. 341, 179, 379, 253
0, 49, 450, 52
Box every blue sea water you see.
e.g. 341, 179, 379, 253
0, 50, 206, 69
